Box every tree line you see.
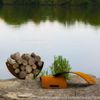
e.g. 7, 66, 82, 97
0, 0, 100, 6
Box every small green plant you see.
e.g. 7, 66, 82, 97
39, 56, 71, 79
50, 56, 71, 79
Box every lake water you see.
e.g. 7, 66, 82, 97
0, 6, 100, 79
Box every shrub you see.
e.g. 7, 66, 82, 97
40, 56, 71, 79
50, 56, 71, 79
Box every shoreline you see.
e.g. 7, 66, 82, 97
0, 76, 100, 100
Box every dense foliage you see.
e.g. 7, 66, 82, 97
0, 0, 100, 6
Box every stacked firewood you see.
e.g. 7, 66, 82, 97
6, 52, 44, 80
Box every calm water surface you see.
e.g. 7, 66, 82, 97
0, 6, 100, 79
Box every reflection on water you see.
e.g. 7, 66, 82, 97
0, 6, 100, 27
0, 6, 100, 79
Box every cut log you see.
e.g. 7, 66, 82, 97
20, 65, 25, 71
21, 54, 30, 61
31, 53, 36, 58
28, 57, 35, 66
26, 65, 32, 73
19, 71, 26, 79
7, 58, 16, 65
25, 73, 33, 80
15, 68, 20, 74
22, 59, 28, 66
16, 58, 23, 64
12, 62, 19, 69
10, 52, 20, 61
35, 56, 41, 62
